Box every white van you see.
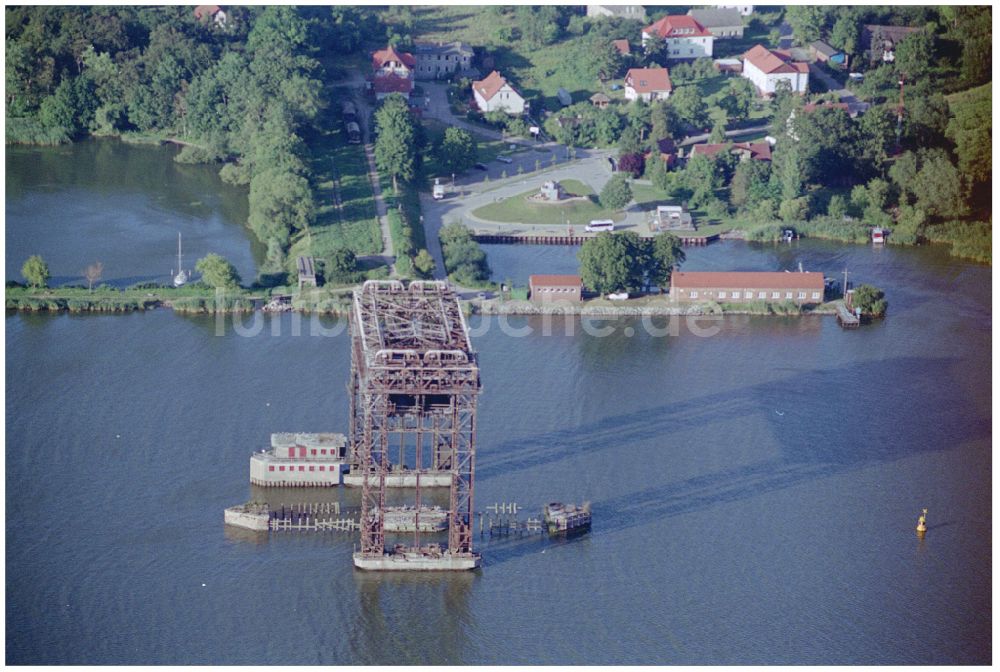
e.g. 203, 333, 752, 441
585, 219, 614, 233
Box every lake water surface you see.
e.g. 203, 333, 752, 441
6, 139, 258, 286
4, 144, 992, 665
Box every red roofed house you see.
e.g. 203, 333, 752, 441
741, 44, 809, 95
624, 67, 673, 102
641, 15, 715, 59
612, 39, 631, 56
670, 271, 825, 305
471, 71, 526, 114
194, 5, 226, 27
370, 46, 415, 100
529, 275, 583, 303
689, 141, 772, 162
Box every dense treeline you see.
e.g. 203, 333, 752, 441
5, 6, 381, 279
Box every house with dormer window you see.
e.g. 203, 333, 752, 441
624, 67, 673, 102
641, 15, 714, 59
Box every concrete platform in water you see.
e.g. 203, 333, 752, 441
224, 503, 270, 532
353, 545, 480, 571
342, 470, 452, 488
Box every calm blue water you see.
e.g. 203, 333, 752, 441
5, 139, 258, 286
4, 144, 992, 664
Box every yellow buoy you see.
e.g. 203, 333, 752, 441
916, 508, 927, 537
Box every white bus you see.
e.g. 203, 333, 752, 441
585, 219, 615, 233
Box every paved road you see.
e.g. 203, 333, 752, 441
679, 123, 773, 147
808, 63, 870, 116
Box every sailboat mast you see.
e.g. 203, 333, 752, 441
177, 232, 183, 274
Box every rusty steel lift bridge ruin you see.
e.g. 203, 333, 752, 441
349, 280, 482, 570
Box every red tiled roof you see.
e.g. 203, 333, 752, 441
613, 39, 631, 55
372, 46, 415, 70
690, 141, 772, 161
530, 274, 582, 288
643, 15, 713, 39
372, 74, 413, 95
743, 44, 808, 74
194, 5, 221, 19
472, 70, 520, 102
625, 67, 673, 94
672, 271, 824, 290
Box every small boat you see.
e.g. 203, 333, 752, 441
782, 229, 795, 242
544, 501, 591, 535
871, 227, 885, 245
173, 232, 190, 286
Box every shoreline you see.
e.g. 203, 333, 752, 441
6, 287, 839, 319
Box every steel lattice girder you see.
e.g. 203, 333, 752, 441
350, 281, 480, 559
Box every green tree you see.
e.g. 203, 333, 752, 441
577, 232, 632, 295
785, 6, 829, 45
894, 31, 934, 78
851, 283, 887, 317
413, 249, 436, 278
439, 127, 477, 175
719, 77, 756, 121
779, 197, 809, 221
888, 151, 920, 205
729, 159, 771, 211
826, 194, 848, 219
374, 93, 417, 192
669, 85, 709, 129
21, 255, 50, 288
912, 153, 967, 219
829, 14, 859, 57
196, 253, 242, 289
325, 248, 357, 282
708, 121, 727, 142
648, 233, 685, 291
599, 173, 633, 210
946, 85, 991, 187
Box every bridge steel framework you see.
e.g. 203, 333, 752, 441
349, 280, 481, 568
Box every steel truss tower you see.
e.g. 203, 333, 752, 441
349, 281, 481, 569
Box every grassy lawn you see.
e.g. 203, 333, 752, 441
405, 6, 606, 112
418, 118, 509, 185
290, 87, 382, 263
472, 179, 626, 225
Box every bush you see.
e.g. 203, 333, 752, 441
175, 145, 220, 164
5, 117, 70, 145
599, 173, 633, 210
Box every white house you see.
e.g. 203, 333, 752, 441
194, 5, 227, 27
741, 44, 809, 95
717, 5, 754, 16
370, 46, 415, 100
472, 70, 526, 114
642, 15, 714, 60
623, 67, 673, 102
586, 5, 646, 21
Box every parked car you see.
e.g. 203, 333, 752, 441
497, 156, 513, 164
473, 163, 488, 171
607, 292, 629, 300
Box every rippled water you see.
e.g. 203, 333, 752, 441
5, 236, 990, 664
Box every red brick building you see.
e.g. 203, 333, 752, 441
670, 271, 825, 304
529, 275, 583, 303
